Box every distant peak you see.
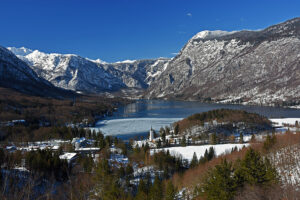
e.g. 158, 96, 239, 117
7, 46, 33, 56
192, 30, 237, 40
115, 59, 137, 64
87, 58, 107, 64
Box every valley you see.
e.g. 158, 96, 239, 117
0, 6, 300, 199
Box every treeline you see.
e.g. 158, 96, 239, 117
194, 148, 278, 200
187, 109, 270, 123
135, 176, 177, 200
175, 109, 271, 134
90, 152, 178, 200
171, 132, 283, 200
0, 87, 130, 127
0, 123, 113, 142
26, 149, 69, 181
152, 151, 187, 178
190, 147, 216, 169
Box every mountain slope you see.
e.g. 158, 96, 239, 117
8, 47, 169, 94
145, 17, 300, 105
0, 46, 74, 98
7, 48, 125, 93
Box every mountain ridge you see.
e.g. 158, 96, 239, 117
0, 46, 75, 98
145, 17, 300, 106
6, 17, 300, 106
8, 47, 170, 94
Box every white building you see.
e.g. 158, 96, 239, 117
59, 152, 78, 164
149, 127, 154, 141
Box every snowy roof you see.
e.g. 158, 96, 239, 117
75, 147, 100, 151
59, 153, 77, 160
72, 137, 86, 144
52, 146, 60, 150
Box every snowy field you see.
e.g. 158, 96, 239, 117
270, 118, 300, 126
150, 144, 249, 161
94, 117, 182, 135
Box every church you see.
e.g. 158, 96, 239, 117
149, 127, 154, 141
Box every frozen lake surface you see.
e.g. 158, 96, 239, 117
94, 100, 300, 139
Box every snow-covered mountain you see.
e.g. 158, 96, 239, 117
8, 47, 169, 94
145, 17, 300, 106
7, 17, 300, 105
0, 46, 73, 97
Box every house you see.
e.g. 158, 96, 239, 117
72, 137, 89, 149
59, 152, 78, 164
6, 145, 16, 152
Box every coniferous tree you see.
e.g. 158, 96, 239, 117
190, 152, 198, 168
157, 139, 162, 148
125, 164, 134, 177
135, 179, 148, 200
204, 149, 209, 161
202, 159, 236, 200
239, 132, 244, 144
263, 134, 276, 151
149, 175, 163, 200
174, 124, 179, 135
200, 148, 278, 200
165, 126, 170, 135
199, 156, 206, 165
250, 134, 256, 143
239, 148, 277, 185
208, 147, 215, 161
210, 133, 217, 145
144, 142, 150, 153
181, 136, 187, 147
161, 131, 166, 145
165, 180, 177, 200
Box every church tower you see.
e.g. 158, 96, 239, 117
149, 127, 154, 141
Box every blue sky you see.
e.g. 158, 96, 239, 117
0, 0, 299, 62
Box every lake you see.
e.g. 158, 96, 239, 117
94, 100, 300, 139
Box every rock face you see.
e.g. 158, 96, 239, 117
8, 47, 169, 94
145, 18, 300, 105
0, 46, 73, 98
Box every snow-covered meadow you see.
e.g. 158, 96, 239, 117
270, 118, 300, 126
150, 143, 249, 161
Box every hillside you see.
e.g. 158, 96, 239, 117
174, 109, 271, 136
7, 47, 169, 94
145, 17, 300, 106
0, 46, 74, 98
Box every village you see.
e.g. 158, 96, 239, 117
2, 116, 300, 166
2, 116, 298, 173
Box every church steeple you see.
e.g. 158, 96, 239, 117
149, 126, 154, 141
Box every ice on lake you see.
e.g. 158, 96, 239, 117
94, 117, 183, 136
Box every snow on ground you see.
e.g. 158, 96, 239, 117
270, 118, 300, 126
269, 144, 300, 186
131, 165, 163, 185
150, 143, 249, 161
289, 105, 300, 109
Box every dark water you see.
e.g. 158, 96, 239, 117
95, 100, 300, 139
